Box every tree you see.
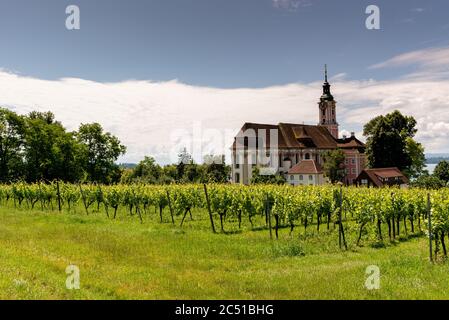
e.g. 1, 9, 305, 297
123, 156, 162, 184
76, 123, 126, 184
364, 110, 424, 176
0, 108, 25, 182
176, 148, 192, 181
322, 149, 346, 183
404, 138, 426, 179
434, 160, 449, 183
202, 155, 231, 183
161, 165, 178, 184
23, 111, 83, 182
411, 174, 446, 189
250, 167, 286, 185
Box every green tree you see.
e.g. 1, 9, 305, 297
0, 108, 25, 182
77, 123, 126, 184
176, 148, 192, 180
133, 156, 162, 183
322, 149, 346, 183
404, 138, 426, 179
364, 110, 423, 176
250, 167, 286, 185
161, 164, 178, 184
411, 174, 446, 189
23, 111, 83, 182
202, 155, 231, 183
434, 160, 449, 183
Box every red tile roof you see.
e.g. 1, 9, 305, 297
356, 167, 409, 187
232, 122, 364, 151
288, 160, 323, 174
337, 136, 365, 149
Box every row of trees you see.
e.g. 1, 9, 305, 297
0, 108, 126, 184
121, 151, 231, 184
0, 108, 231, 185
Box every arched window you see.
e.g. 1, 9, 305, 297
305, 153, 311, 160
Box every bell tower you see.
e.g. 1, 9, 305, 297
318, 65, 339, 139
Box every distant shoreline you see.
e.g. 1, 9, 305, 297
426, 157, 449, 164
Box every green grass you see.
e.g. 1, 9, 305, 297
0, 206, 448, 300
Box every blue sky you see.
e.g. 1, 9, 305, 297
1, 0, 448, 86
0, 0, 449, 163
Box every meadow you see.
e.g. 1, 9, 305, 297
1, 200, 449, 300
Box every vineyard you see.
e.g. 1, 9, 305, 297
2, 182, 449, 259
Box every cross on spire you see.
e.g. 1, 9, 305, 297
324, 64, 328, 83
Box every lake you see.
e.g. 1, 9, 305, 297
425, 163, 437, 174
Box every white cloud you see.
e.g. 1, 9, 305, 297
1, 48, 449, 164
369, 46, 449, 72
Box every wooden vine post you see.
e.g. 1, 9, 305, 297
265, 194, 273, 240
427, 193, 433, 263
78, 183, 89, 215
338, 186, 347, 250
56, 180, 62, 212
165, 190, 175, 225
98, 184, 109, 218
203, 184, 216, 234
38, 182, 44, 211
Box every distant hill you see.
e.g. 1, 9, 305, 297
426, 154, 449, 164
119, 163, 137, 169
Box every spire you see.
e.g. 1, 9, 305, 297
321, 64, 334, 101
324, 64, 328, 83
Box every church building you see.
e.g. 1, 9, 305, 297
231, 66, 366, 185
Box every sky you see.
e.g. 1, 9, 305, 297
0, 0, 449, 163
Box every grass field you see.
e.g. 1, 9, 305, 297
0, 206, 448, 300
